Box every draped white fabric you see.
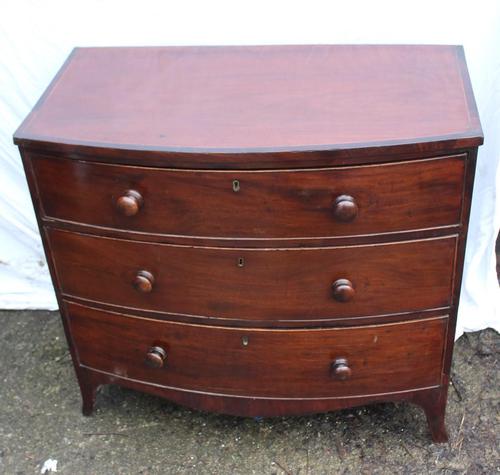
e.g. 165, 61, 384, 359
1, 0, 498, 337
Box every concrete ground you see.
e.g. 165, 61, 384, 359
0, 310, 498, 475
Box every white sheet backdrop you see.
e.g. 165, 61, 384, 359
1, 0, 499, 337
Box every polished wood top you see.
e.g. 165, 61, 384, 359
15, 45, 482, 159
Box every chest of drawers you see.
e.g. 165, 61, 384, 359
14, 45, 483, 442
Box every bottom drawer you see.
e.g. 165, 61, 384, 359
67, 301, 447, 399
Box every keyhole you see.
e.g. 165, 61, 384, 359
232, 179, 240, 192
241, 336, 249, 346
237, 257, 245, 267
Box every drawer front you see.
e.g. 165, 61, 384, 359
49, 229, 456, 321
32, 154, 465, 238
67, 302, 447, 398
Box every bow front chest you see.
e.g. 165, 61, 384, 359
14, 45, 483, 442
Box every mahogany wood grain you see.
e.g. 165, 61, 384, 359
19, 142, 480, 171
14, 46, 482, 164
411, 387, 449, 443
48, 229, 457, 321
31, 154, 466, 239
14, 46, 483, 443
443, 149, 479, 373
66, 301, 447, 399
17, 148, 100, 420
40, 216, 462, 249
63, 295, 451, 328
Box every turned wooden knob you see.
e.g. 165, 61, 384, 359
145, 346, 167, 368
133, 270, 155, 293
332, 279, 355, 302
333, 195, 358, 222
116, 189, 143, 216
331, 358, 352, 380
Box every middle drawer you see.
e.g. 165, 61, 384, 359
48, 229, 456, 322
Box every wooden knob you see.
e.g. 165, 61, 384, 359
145, 346, 167, 368
331, 358, 352, 380
333, 195, 358, 222
133, 270, 155, 293
116, 190, 143, 216
332, 279, 355, 302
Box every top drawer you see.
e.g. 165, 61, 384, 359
30, 154, 465, 239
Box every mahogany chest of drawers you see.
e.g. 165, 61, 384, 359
14, 45, 483, 442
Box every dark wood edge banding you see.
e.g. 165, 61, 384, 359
455, 46, 483, 136
14, 129, 483, 157
14, 46, 482, 160
17, 142, 480, 170
13, 48, 79, 141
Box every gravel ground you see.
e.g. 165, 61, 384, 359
0, 310, 498, 475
